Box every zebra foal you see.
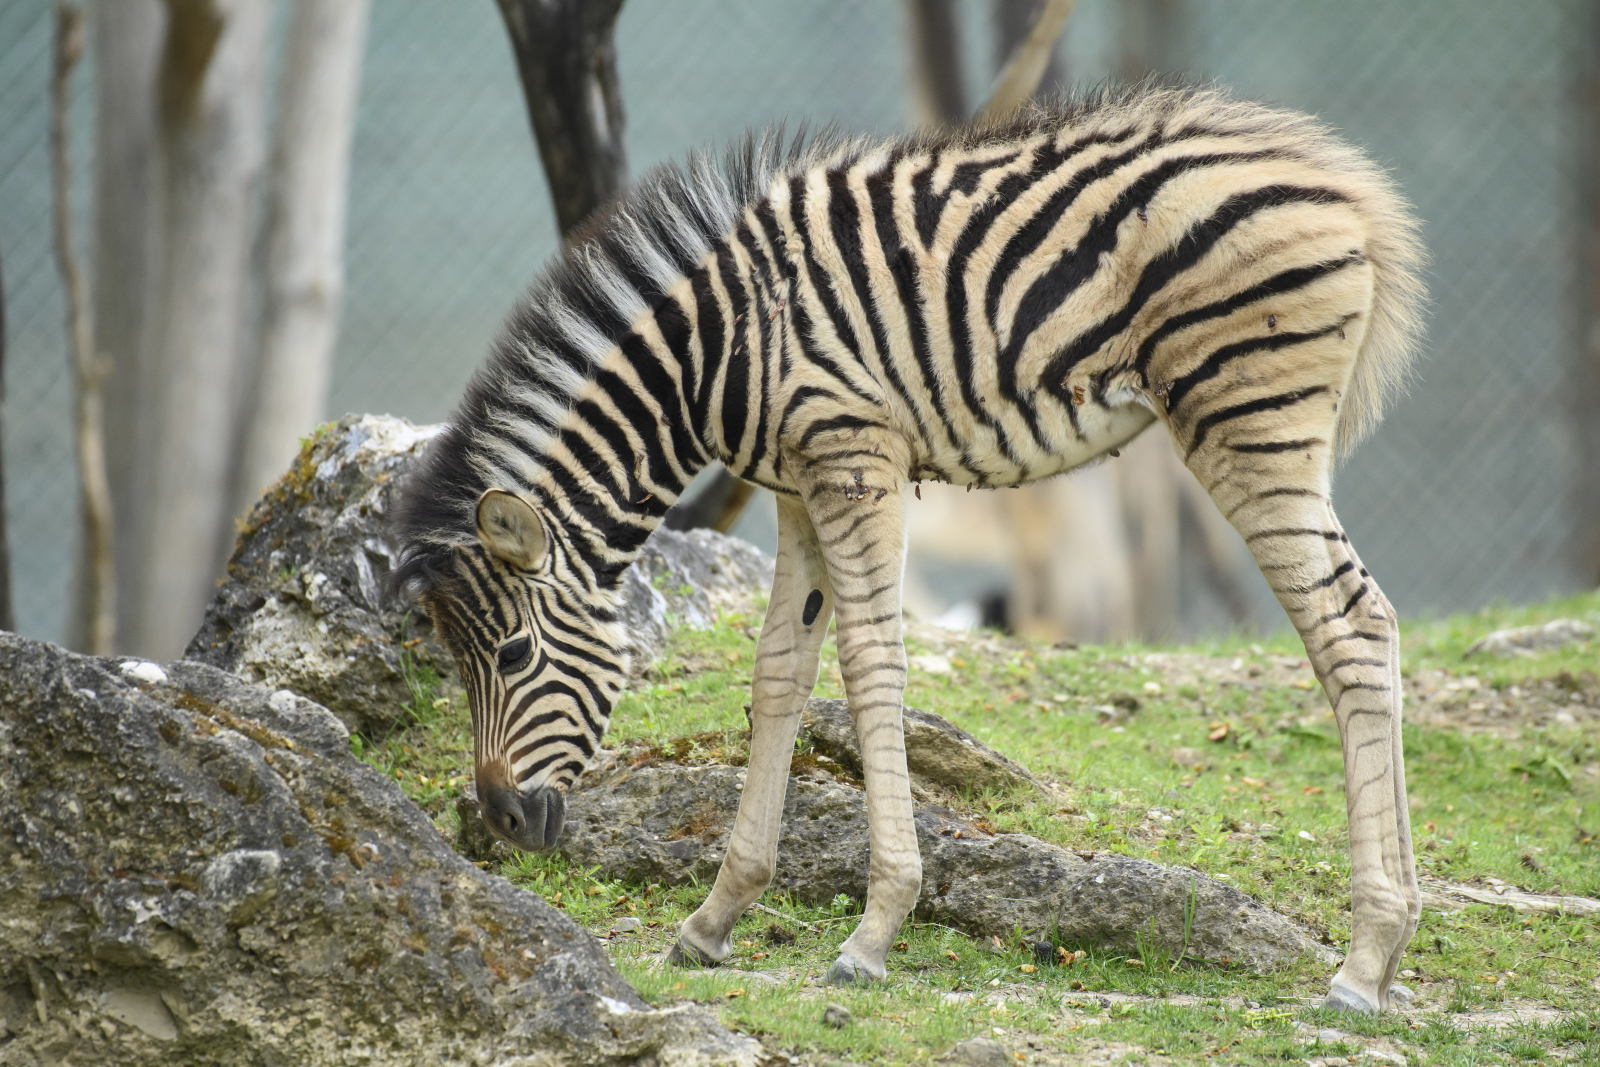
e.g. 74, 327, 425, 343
396, 86, 1426, 1011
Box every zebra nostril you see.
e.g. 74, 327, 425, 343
501, 808, 523, 835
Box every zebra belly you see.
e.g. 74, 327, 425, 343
908, 391, 1160, 489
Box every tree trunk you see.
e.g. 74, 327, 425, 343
232, 0, 370, 512
0, 235, 11, 634
992, 0, 1068, 102
1116, 0, 1183, 83
1580, 0, 1600, 583
53, 2, 116, 654
1004, 469, 1138, 644
494, 0, 627, 239
907, 0, 967, 128
95, 0, 165, 651
126, 0, 271, 659
977, 0, 1076, 124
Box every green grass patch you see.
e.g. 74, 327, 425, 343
364, 588, 1600, 1064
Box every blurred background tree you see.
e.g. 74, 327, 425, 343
0, 0, 1594, 651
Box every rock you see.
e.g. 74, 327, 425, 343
1362, 1053, 1406, 1067
561, 728, 1333, 971
1465, 618, 1594, 658
1317, 1028, 1349, 1043
619, 526, 774, 678
801, 699, 1043, 797
189, 414, 774, 737
946, 1036, 1010, 1067
1387, 983, 1415, 1007
185, 415, 454, 737
1419, 878, 1600, 916
612, 917, 644, 933
0, 632, 759, 1067
822, 1003, 852, 1028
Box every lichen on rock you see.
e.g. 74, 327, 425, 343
188, 414, 774, 738
0, 632, 760, 1066
187, 414, 451, 737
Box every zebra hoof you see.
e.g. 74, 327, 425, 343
665, 939, 721, 968
1321, 982, 1379, 1013
825, 953, 883, 986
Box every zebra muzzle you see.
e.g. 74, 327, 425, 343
479, 782, 566, 851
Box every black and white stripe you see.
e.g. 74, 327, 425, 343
398, 83, 1426, 1007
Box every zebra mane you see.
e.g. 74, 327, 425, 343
393, 121, 856, 598
394, 82, 1425, 603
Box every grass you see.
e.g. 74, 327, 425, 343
363, 589, 1600, 1065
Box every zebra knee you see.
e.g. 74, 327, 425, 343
718, 848, 776, 897
874, 853, 923, 915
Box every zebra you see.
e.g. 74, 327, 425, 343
395, 85, 1427, 1011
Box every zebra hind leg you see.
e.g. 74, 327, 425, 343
669, 495, 835, 966
1188, 431, 1416, 1012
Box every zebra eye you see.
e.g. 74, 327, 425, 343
496, 635, 533, 673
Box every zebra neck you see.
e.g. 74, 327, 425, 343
542, 285, 732, 589
529, 220, 795, 592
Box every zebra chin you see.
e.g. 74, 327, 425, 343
477, 779, 566, 851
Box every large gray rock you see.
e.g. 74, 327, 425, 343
0, 632, 760, 1067
619, 527, 774, 678
560, 714, 1335, 972
186, 415, 453, 738
189, 414, 773, 737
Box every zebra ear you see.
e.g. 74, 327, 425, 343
475, 489, 547, 571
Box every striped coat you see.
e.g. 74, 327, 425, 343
397, 85, 1426, 1010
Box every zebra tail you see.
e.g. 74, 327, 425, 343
1335, 149, 1429, 457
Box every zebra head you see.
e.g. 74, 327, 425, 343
416, 488, 625, 851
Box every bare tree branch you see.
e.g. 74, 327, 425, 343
907, 0, 966, 128
993, 0, 1067, 99
94, 0, 163, 653
125, 0, 272, 658
0, 234, 11, 633
495, 0, 627, 239
51, 2, 116, 654
233, 0, 369, 511
975, 0, 1076, 124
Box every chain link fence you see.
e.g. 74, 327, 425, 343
1, 0, 1593, 643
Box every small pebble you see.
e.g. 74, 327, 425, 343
1317, 1028, 1348, 1043
1031, 940, 1056, 964
120, 661, 168, 684
1362, 1052, 1406, 1067
949, 1036, 1010, 1067
822, 1003, 851, 1029
612, 917, 643, 933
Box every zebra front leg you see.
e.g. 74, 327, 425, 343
669, 494, 834, 966
792, 444, 919, 985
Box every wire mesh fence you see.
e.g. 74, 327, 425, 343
1, 0, 1593, 644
